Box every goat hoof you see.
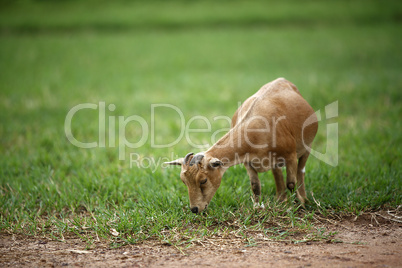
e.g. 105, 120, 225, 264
253, 202, 265, 210
287, 182, 295, 190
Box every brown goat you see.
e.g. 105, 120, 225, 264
166, 78, 318, 213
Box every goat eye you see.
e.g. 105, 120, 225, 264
200, 178, 207, 185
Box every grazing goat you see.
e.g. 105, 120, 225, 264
166, 78, 318, 213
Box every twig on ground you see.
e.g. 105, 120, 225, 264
375, 212, 402, 223
370, 213, 380, 226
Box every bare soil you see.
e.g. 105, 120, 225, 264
1, 213, 401, 268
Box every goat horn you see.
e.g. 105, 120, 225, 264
189, 153, 205, 166
183, 152, 194, 165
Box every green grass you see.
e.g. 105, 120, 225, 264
0, 0, 401, 248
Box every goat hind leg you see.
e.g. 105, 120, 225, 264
285, 153, 298, 191
245, 163, 261, 204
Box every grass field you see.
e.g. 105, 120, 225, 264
0, 0, 401, 248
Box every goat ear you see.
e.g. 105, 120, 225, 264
164, 158, 184, 166
164, 152, 195, 167
209, 158, 223, 168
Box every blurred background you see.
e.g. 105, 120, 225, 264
0, 0, 401, 215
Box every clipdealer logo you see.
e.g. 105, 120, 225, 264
64, 101, 338, 170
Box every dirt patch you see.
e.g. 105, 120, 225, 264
1, 213, 401, 267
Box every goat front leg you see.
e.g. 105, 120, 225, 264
272, 166, 286, 202
245, 163, 262, 207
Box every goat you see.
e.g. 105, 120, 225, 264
165, 78, 318, 213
